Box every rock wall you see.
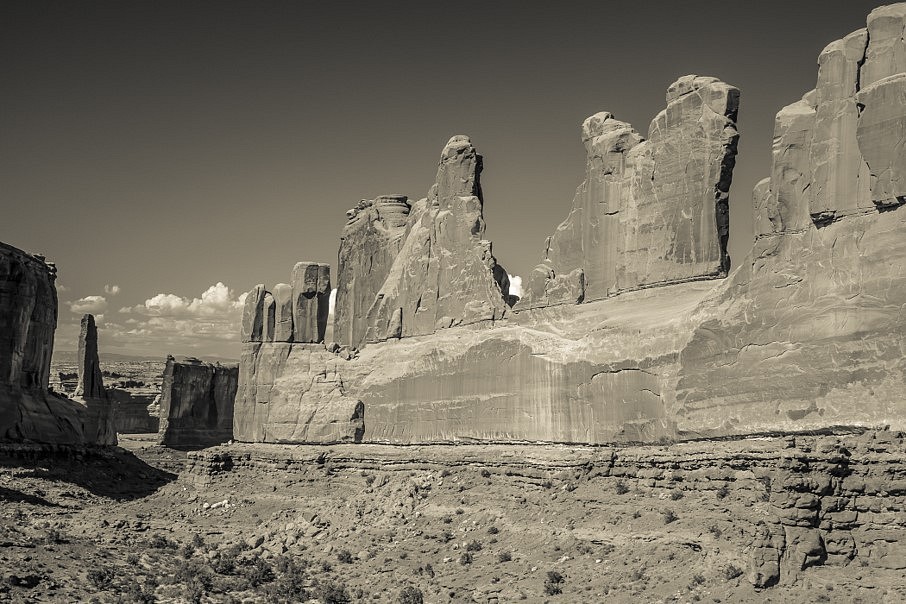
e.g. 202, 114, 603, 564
71, 314, 116, 445
229, 5, 906, 447
517, 75, 739, 309
0, 241, 85, 444
157, 356, 238, 447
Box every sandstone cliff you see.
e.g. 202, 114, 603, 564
517, 75, 739, 309
231, 5, 906, 446
157, 356, 238, 447
0, 242, 85, 443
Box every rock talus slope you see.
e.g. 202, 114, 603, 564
0, 241, 86, 443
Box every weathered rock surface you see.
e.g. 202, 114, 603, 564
334, 195, 411, 349
233, 343, 363, 444
291, 262, 330, 344
0, 241, 85, 444
157, 356, 238, 447
72, 314, 116, 446
357, 136, 510, 343
517, 75, 740, 309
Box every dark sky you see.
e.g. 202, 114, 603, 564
1, 0, 886, 357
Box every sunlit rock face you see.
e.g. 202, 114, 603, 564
673, 3, 906, 435
0, 241, 85, 444
232, 5, 906, 446
517, 75, 740, 310
157, 356, 238, 447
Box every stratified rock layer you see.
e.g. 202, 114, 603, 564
518, 75, 739, 309
72, 314, 116, 446
157, 357, 238, 447
0, 242, 85, 444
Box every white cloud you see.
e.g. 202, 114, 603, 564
132, 282, 244, 318
104, 284, 121, 295
69, 295, 108, 314
507, 274, 523, 299
55, 282, 70, 293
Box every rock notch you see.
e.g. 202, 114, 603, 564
517, 75, 740, 309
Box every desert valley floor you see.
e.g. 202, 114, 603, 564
2, 431, 905, 603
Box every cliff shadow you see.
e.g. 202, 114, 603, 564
0, 445, 177, 501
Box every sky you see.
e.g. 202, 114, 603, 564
1, 0, 886, 359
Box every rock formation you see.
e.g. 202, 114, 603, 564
517, 75, 739, 309
157, 356, 238, 447
234, 263, 364, 444
72, 314, 116, 445
0, 241, 85, 443
334, 195, 411, 349
229, 5, 906, 446
354, 136, 510, 344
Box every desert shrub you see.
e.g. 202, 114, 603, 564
487, 525, 499, 535
480, 468, 491, 478
708, 525, 722, 538
120, 580, 156, 604
670, 490, 684, 500
722, 564, 743, 580
398, 585, 424, 604
497, 551, 512, 562
126, 553, 140, 566
87, 567, 115, 590
44, 528, 65, 544
541, 480, 553, 489
715, 484, 730, 499
148, 534, 174, 550
266, 556, 309, 600
211, 546, 244, 575
662, 510, 678, 524
191, 534, 205, 549
439, 469, 451, 478
337, 549, 353, 563
691, 573, 705, 585
465, 540, 482, 552
455, 508, 464, 515
544, 571, 564, 595
631, 510, 642, 519
615, 480, 630, 495
315, 580, 351, 604
243, 558, 275, 587
459, 552, 473, 565
423, 563, 435, 578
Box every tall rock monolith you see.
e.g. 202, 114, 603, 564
291, 262, 330, 344
73, 314, 116, 445
517, 75, 740, 309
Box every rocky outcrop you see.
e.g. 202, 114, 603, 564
234, 343, 364, 444
351, 136, 510, 344
334, 195, 411, 349
517, 75, 739, 309
157, 356, 238, 447
72, 315, 116, 446
0, 242, 85, 444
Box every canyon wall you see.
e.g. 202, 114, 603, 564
0, 242, 85, 443
233, 5, 906, 445
157, 357, 238, 447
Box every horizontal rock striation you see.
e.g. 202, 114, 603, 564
517, 75, 739, 310
157, 356, 238, 447
0, 241, 86, 444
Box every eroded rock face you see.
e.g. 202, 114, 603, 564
0, 242, 84, 444
72, 314, 116, 446
157, 356, 238, 447
352, 136, 509, 344
233, 343, 364, 444
517, 75, 740, 309
334, 195, 411, 349
292, 262, 330, 344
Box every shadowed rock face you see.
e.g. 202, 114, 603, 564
0, 242, 85, 444
73, 315, 116, 446
157, 356, 238, 447
517, 75, 740, 310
